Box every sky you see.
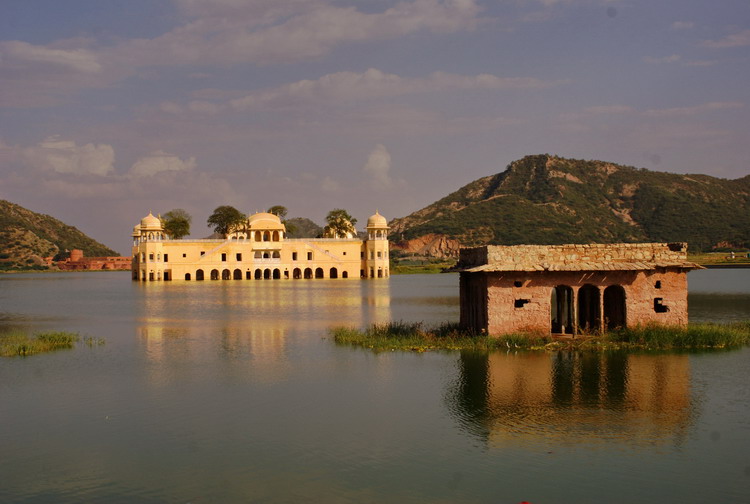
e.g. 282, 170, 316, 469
1, 0, 748, 255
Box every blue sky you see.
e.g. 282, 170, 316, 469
1, 0, 748, 254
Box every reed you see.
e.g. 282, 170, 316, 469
0, 331, 80, 357
331, 321, 750, 352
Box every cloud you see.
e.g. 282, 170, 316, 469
362, 144, 394, 190
22, 136, 115, 176
671, 21, 694, 30
115, 0, 484, 67
321, 176, 341, 192
643, 54, 681, 65
130, 151, 197, 177
229, 68, 559, 111
702, 29, 750, 48
0, 41, 102, 73
643, 101, 744, 118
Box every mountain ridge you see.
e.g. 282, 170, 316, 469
390, 154, 750, 256
0, 199, 118, 270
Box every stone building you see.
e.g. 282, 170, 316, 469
457, 243, 702, 336
131, 211, 390, 282
56, 249, 132, 271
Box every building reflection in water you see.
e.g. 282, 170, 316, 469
135, 280, 392, 385
449, 350, 693, 448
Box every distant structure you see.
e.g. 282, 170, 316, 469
131, 211, 390, 281
457, 243, 703, 336
55, 249, 132, 271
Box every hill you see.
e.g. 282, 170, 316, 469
390, 155, 750, 256
286, 217, 323, 238
0, 200, 117, 271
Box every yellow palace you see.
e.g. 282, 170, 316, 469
131, 211, 390, 282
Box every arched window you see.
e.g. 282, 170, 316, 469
255, 231, 262, 241
233, 269, 242, 280
293, 268, 301, 279
315, 267, 324, 279
273, 269, 280, 279
254, 269, 262, 280
264, 269, 271, 279
304, 268, 313, 279
210, 269, 219, 280
273, 231, 279, 241
272, 251, 280, 258
263, 231, 270, 241
196, 269, 204, 281
330, 267, 338, 279
342, 271, 348, 278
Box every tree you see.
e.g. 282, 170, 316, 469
267, 205, 297, 235
323, 208, 357, 238
162, 209, 191, 239
207, 205, 246, 237
267, 205, 288, 219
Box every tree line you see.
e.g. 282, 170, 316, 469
160, 206, 358, 240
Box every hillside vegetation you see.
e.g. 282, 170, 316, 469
0, 200, 117, 271
390, 155, 750, 254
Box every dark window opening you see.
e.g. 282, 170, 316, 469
513, 280, 523, 288
654, 298, 669, 313
307, 252, 313, 260
163, 254, 168, 263
200, 251, 205, 256
655, 280, 662, 289
221, 253, 227, 262
514, 299, 530, 308
292, 252, 298, 261
236, 253, 242, 261
182, 253, 186, 258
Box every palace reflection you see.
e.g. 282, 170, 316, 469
450, 350, 693, 448
134, 279, 393, 384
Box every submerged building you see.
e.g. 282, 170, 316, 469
457, 243, 702, 335
131, 211, 390, 281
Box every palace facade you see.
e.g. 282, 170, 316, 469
131, 211, 390, 282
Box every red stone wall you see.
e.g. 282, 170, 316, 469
462, 268, 690, 336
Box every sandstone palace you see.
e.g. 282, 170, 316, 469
131, 211, 389, 282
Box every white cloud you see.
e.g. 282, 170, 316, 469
130, 151, 197, 177
22, 136, 115, 176
229, 68, 558, 111
671, 21, 694, 30
115, 0, 484, 67
321, 176, 341, 192
362, 144, 394, 190
643, 101, 744, 118
702, 29, 750, 48
0, 41, 102, 73
643, 54, 681, 65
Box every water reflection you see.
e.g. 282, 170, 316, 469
135, 280, 393, 383
450, 351, 693, 448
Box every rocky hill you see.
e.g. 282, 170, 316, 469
0, 200, 117, 271
390, 155, 750, 257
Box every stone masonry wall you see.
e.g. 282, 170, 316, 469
459, 242, 688, 269
466, 268, 689, 335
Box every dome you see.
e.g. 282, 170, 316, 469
140, 212, 162, 229
366, 211, 388, 228
132, 224, 141, 236
248, 212, 285, 230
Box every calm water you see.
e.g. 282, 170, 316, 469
1, 270, 749, 503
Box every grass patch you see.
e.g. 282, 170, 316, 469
0, 330, 103, 357
331, 321, 750, 353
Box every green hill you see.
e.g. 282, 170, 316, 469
0, 200, 117, 271
390, 155, 750, 254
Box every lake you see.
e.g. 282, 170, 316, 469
1, 269, 749, 503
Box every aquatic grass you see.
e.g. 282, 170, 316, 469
331, 321, 750, 353
0, 330, 96, 357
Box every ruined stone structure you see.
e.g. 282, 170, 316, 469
131, 211, 390, 282
457, 243, 702, 335
55, 249, 132, 271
